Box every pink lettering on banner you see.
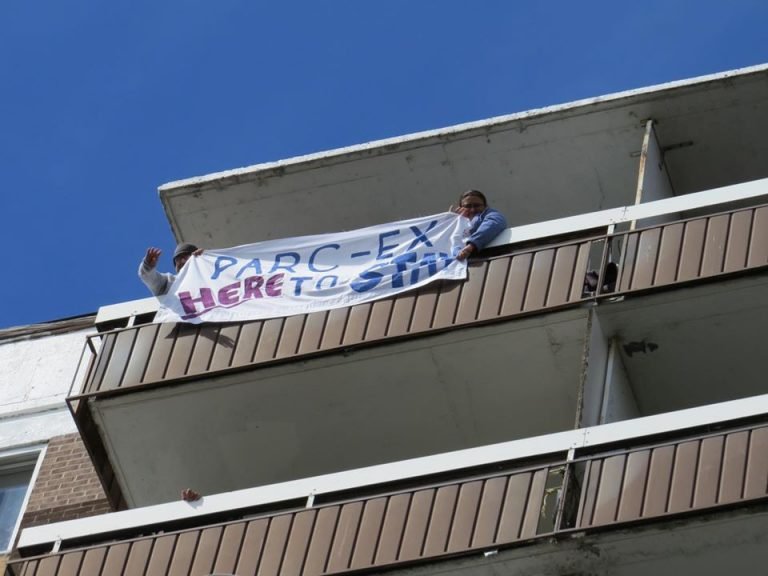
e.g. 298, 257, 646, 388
179, 274, 284, 319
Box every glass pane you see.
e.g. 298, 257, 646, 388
0, 467, 33, 551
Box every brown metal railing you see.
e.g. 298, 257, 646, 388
9, 420, 768, 576
71, 203, 768, 399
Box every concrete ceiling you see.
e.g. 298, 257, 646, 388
89, 308, 588, 507
160, 65, 768, 250
596, 273, 768, 415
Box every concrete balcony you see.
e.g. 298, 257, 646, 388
8, 413, 768, 576
66, 192, 768, 510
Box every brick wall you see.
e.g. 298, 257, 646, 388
21, 434, 112, 529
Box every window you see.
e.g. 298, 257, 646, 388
0, 452, 38, 552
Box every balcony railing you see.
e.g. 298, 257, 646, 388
9, 418, 768, 576
72, 201, 768, 399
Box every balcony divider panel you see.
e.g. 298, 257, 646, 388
387, 294, 417, 336
55, 551, 83, 576
230, 321, 261, 367
477, 257, 510, 320
618, 234, 639, 292
500, 253, 532, 316
694, 436, 725, 508
327, 501, 364, 571
100, 543, 129, 576
724, 210, 753, 272
422, 485, 458, 556
101, 330, 136, 392
34, 556, 61, 576
365, 300, 394, 340
122, 324, 159, 387
211, 522, 247, 575
497, 471, 533, 540
277, 315, 306, 359
667, 440, 700, 514
304, 507, 340, 576
700, 214, 730, 276
398, 490, 433, 561
745, 426, 768, 498
254, 317, 284, 362
448, 480, 483, 552
321, 308, 348, 349
77, 548, 106, 576
677, 219, 707, 282
471, 476, 507, 547
236, 519, 269, 576
748, 206, 768, 266
409, 288, 438, 333
142, 322, 177, 383
591, 454, 626, 524
342, 304, 370, 346
654, 223, 684, 284
88, 332, 116, 394
642, 445, 675, 517
122, 538, 152, 576
185, 324, 219, 375
631, 228, 661, 290
547, 244, 578, 306
298, 311, 330, 353
193, 526, 225, 575
372, 494, 409, 564
431, 281, 462, 329
455, 261, 487, 324
163, 323, 198, 380
144, 534, 175, 576
523, 249, 554, 311
616, 449, 651, 522
349, 500, 385, 570
718, 430, 749, 504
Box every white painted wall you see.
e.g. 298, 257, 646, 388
634, 121, 679, 228
600, 339, 640, 423
0, 328, 91, 450
580, 310, 609, 428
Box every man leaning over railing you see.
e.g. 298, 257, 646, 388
139, 242, 203, 296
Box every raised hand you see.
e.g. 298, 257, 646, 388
144, 247, 162, 269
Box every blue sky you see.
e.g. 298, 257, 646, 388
2, 1, 767, 328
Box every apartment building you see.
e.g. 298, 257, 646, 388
5, 63, 768, 575
0, 316, 111, 574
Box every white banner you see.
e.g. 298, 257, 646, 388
154, 213, 469, 323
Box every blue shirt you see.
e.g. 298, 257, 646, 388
467, 207, 508, 250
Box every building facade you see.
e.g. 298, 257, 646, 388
5, 64, 768, 575
0, 316, 111, 574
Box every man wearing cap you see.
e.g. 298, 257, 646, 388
139, 243, 202, 296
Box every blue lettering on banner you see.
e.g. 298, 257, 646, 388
269, 252, 301, 273
391, 252, 418, 288
350, 265, 385, 293
211, 256, 238, 280
407, 220, 437, 250
376, 229, 400, 259
236, 257, 263, 278
308, 244, 340, 272
289, 276, 313, 296
350, 251, 454, 293
316, 275, 339, 289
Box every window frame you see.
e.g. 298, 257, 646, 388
0, 444, 45, 554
